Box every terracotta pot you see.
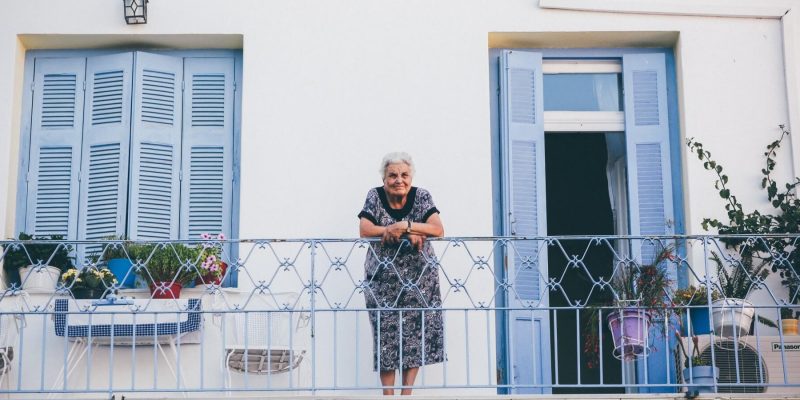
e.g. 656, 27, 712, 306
195, 262, 227, 286
781, 319, 799, 335
149, 282, 182, 299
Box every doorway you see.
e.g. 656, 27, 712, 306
545, 132, 624, 394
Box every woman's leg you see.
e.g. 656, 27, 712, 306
380, 370, 396, 395
400, 367, 419, 395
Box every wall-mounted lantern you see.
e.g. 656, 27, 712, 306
123, 0, 148, 25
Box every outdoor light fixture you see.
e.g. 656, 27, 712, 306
123, 0, 148, 25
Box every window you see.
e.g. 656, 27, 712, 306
17, 50, 240, 250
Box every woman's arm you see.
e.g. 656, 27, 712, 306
408, 213, 444, 237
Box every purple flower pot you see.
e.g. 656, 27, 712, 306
607, 308, 651, 360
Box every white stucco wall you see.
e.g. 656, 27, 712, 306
0, 0, 796, 395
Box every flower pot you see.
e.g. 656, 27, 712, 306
71, 287, 107, 300
682, 366, 719, 393
607, 308, 651, 360
18, 265, 61, 290
149, 282, 182, 299
195, 261, 227, 286
681, 307, 712, 336
107, 258, 136, 288
781, 319, 799, 335
712, 298, 755, 337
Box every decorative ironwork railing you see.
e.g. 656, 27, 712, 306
0, 235, 797, 396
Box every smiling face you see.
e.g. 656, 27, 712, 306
383, 162, 413, 199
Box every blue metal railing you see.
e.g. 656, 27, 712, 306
0, 236, 797, 396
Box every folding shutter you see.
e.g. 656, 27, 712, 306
179, 58, 234, 241
500, 50, 551, 394
25, 57, 86, 239
622, 53, 674, 264
500, 50, 548, 303
128, 52, 183, 240
77, 53, 133, 251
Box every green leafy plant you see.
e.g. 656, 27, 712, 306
780, 306, 797, 320
129, 242, 199, 286
583, 245, 675, 367
688, 126, 799, 306
3, 232, 75, 286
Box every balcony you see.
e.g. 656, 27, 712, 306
0, 235, 798, 397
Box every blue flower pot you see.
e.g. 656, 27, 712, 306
682, 366, 718, 393
689, 308, 712, 335
108, 258, 136, 288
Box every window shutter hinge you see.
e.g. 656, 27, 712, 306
233, 81, 237, 92
82, 80, 86, 92
30, 82, 34, 92
181, 81, 185, 91
179, 169, 183, 181
77, 170, 82, 182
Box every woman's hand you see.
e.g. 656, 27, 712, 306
381, 221, 407, 244
407, 234, 426, 250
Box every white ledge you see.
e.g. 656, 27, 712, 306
538, 0, 790, 19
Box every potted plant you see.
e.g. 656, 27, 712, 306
710, 252, 771, 337
98, 237, 137, 288
585, 246, 674, 364
130, 242, 198, 299
61, 266, 118, 299
674, 285, 721, 336
3, 232, 75, 290
195, 232, 227, 286
675, 334, 718, 394
780, 306, 798, 335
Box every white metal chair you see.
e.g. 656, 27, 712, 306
221, 292, 309, 388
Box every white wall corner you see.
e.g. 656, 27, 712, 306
784, 8, 800, 178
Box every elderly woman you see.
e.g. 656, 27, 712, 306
358, 152, 445, 395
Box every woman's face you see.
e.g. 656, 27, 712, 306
383, 162, 413, 198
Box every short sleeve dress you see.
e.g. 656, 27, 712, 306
358, 186, 445, 372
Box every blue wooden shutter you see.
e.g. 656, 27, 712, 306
623, 53, 674, 264
128, 52, 183, 240
77, 53, 133, 250
25, 57, 86, 238
179, 58, 234, 241
500, 50, 551, 394
500, 50, 547, 303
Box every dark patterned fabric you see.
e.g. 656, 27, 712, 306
359, 187, 445, 371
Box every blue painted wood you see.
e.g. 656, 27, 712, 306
500, 49, 551, 395
180, 58, 234, 242
77, 53, 134, 259
24, 57, 86, 239
128, 52, 184, 240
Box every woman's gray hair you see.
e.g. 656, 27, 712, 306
380, 152, 415, 178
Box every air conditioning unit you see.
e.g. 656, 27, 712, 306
681, 335, 800, 394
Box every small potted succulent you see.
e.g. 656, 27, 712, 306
130, 242, 199, 299
710, 252, 770, 337
61, 266, 118, 299
675, 334, 718, 394
3, 232, 75, 290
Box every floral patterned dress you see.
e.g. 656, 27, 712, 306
358, 186, 445, 371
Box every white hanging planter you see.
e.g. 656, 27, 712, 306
712, 298, 755, 337
18, 265, 61, 291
